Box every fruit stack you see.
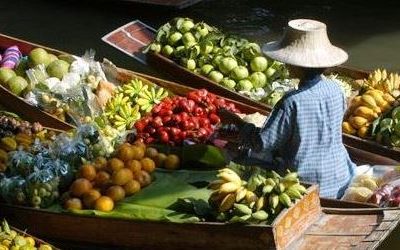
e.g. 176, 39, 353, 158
361, 69, 400, 97
104, 79, 169, 131
371, 106, 400, 147
0, 115, 49, 172
147, 17, 288, 97
134, 89, 239, 145
63, 140, 180, 212
0, 219, 53, 250
208, 168, 307, 223
343, 89, 395, 138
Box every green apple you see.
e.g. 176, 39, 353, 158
6, 76, 28, 96
47, 59, 70, 79
28, 48, 49, 67
0, 68, 16, 85
237, 79, 253, 91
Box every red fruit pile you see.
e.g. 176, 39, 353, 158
134, 89, 239, 145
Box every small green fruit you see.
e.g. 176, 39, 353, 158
0, 68, 16, 85
6, 76, 28, 96
230, 66, 249, 81
47, 59, 70, 79
250, 56, 268, 72
237, 79, 254, 91
249, 72, 267, 88
208, 71, 224, 83
28, 48, 49, 67
221, 77, 236, 89
201, 64, 214, 76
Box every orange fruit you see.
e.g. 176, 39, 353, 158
95, 171, 111, 187
125, 160, 142, 175
123, 179, 141, 195
154, 153, 167, 168
133, 140, 146, 151
136, 170, 152, 187
79, 164, 97, 181
145, 147, 158, 159
106, 185, 126, 202
95, 196, 114, 212
82, 189, 101, 209
117, 145, 135, 162
70, 178, 93, 197
140, 158, 156, 173
94, 156, 107, 171
64, 198, 82, 210
164, 154, 180, 170
108, 158, 124, 173
131, 146, 145, 160
112, 168, 133, 186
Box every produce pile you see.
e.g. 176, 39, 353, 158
208, 166, 307, 223
0, 219, 53, 250
134, 88, 239, 145
0, 114, 55, 173
103, 79, 169, 131
63, 140, 181, 212
147, 17, 294, 107
342, 168, 400, 207
0, 124, 108, 208
0, 47, 115, 124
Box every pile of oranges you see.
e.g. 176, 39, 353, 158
63, 140, 180, 212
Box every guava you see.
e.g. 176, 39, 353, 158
6, 76, 28, 96
47, 60, 70, 79
0, 68, 16, 85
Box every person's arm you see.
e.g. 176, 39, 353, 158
235, 100, 294, 164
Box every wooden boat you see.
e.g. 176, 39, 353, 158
0, 184, 398, 250
146, 52, 400, 161
10, 225, 60, 250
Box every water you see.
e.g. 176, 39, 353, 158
1, 0, 400, 75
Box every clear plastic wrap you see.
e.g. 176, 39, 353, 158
26, 169, 60, 208
0, 176, 27, 205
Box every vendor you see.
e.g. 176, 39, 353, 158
219, 19, 355, 199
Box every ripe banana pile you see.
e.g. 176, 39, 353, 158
103, 78, 169, 130
208, 168, 307, 223
343, 89, 395, 138
363, 69, 400, 97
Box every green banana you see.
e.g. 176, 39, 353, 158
274, 182, 286, 194
233, 203, 253, 215
262, 185, 274, 194
255, 196, 265, 211
251, 210, 269, 221
229, 214, 252, 223
285, 187, 303, 200
269, 194, 279, 209
264, 178, 276, 186
279, 193, 292, 208
291, 184, 308, 195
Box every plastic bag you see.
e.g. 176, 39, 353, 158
0, 176, 27, 205
26, 168, 60, 208
7, 150, 36, 178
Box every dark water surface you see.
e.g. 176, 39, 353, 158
1, 0, 400, 75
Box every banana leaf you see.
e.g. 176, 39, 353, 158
46, 169, 216, 223
152, 144, 228, 169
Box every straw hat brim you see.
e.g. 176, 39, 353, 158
263, 41, 348, 68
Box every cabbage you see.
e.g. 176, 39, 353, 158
249, 72, 267, 88
230, 66, 249, 81
219, 57, 238, 74
250, 57, 268, 72
208, 71, 224, 83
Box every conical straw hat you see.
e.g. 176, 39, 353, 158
263, 19, 348, 68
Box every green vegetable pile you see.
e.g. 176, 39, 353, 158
146, 17, 290, 106
372, 105, 400, 146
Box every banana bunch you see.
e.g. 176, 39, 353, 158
120, 79, 148, 99
343, 89, 395, 138
104, 93, 141, 131
136, 87, 169, 113
364, 69, 400, 97
208, 168, 307, 224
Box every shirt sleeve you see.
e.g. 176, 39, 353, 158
235, 100, 293, 163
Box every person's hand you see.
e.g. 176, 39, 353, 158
218, 108, 245, 126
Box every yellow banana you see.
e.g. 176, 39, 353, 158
235, 187, 247, 202
342, 122, 356, 135
357, 126, 370, 138
349, 116, 368, 129
255, 196, 265, 211
219, 193, 236, 212
219, 182, 241, 194
353, 106, 378, 121
208, 180, 225, 190
361, 94, 377, 108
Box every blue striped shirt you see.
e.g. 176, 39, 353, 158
238, 74, 356, 198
